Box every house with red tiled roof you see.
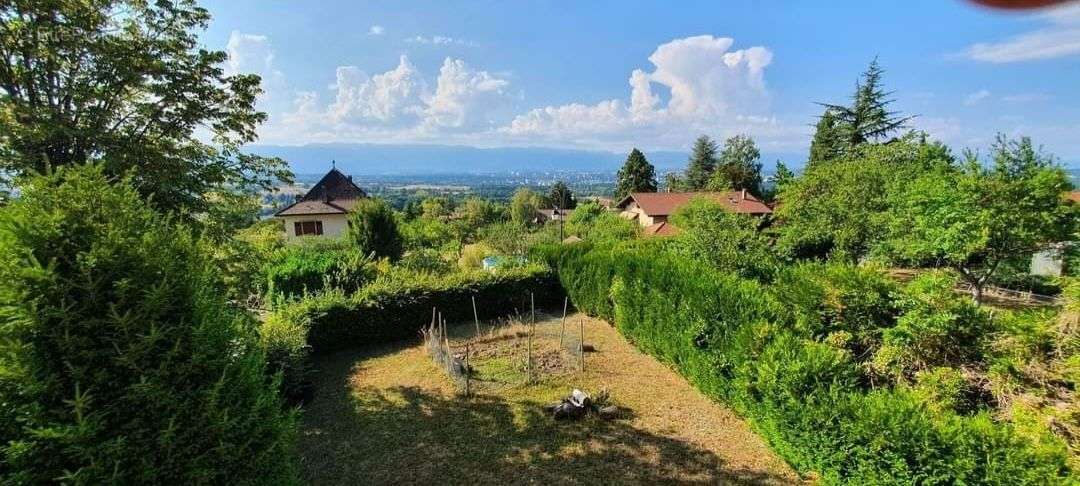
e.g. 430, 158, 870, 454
615, 190, 771, 236
274, 166, 367, 239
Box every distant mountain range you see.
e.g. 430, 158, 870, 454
248, 143, 806, 175
248, 142, 1078, 178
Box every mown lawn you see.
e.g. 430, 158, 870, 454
297, 313, 801, 485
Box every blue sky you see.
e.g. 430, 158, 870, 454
201, 0, 1080, 164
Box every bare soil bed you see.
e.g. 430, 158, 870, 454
298, 313, 803, 485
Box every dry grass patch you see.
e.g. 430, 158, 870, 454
298, 313, 802, 485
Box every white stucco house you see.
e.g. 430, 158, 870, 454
274, 167, 367, 239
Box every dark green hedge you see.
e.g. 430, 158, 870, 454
302, 266, 561, 353
538, 243, 1072, 484
263, 265, 562, 401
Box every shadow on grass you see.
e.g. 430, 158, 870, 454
300, 349, 797, 485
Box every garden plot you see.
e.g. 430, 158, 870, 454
298, 313, 802, 485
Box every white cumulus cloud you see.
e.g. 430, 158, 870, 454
501, 35, 784, 148
368, 25, 385, 36
964, 4, 1080, 63
327, 56, 426, 126
423, 58, 510, 130
263, 55, 512, 142
225, 31, 276, 77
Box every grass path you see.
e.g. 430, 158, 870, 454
298, 313, 802, 485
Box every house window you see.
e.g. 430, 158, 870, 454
294, 220, 323, 236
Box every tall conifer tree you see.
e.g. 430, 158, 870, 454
615, 148, 658, 198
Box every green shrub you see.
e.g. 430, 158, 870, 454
399, 248, 452, 274
872, 271, 992, 380
261, 306, 314, 404
458, 242, 496, 270
543, 241, 1073, 484
264, 239, 375, 302
347, 198, 403, 261
263, 265, 563, 392
668, 197, 779, 280
0, 166, 297, 484
772, 262, 899, 358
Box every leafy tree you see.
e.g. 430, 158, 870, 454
808, 108, 845, 166
459, 197, 504, 228
0, 0, 290, 216
401, 199, 423, 220
776, 134, 949, 260
348, 199, 403, 261
772, 161, 795, 193
420, 197, 454, 220
478, 221, 530, 255
548, 180, 576, 209
707, 134, 763, 196
615, 148, 658, 198
819, 59, 912, 150
662, 171, 685, 192
0, 165, 297, 483
399, 216, 458, 252
566, 201, 639, 242
878, 136, 1076, 304
510, 187, 542, 226
669, 197, 779, 280
683, 135, 719, 190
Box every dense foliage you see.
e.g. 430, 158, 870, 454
775, 134, 954, 260
706, 134, 763, 197
0, 166, 297, 484
262, 264, 561, 400
0, 0, 290, 216
683, 135, 720, 191
816, 58, 912, 153
614, 148, 658, 198
263, 238, 377, 302
347, 198, 404, 261
879, 136, 1076, 302
668, 197, 778, 280
540, 241, 1074, 483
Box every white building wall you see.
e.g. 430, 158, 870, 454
280, 214, 350, 240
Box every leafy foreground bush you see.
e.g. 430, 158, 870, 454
263, 264, 561, 401
0, 166, 298, 484
541, 242, 1072, 484
263, 238, 377, 302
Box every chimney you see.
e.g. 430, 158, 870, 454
741, 188, 747, 200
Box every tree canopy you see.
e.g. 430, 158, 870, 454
815, 59, 912, 161
0, 165, 296, 483
0, 0, 290, 216
549, 180, 576, 209
683, 135, 719, 190
707, 134, 763, 196
348, 199, 404, 261
510, 187, 542, 226
776, 134, 951, 260
878, 136, 1076, 303
615, 148, 658, 198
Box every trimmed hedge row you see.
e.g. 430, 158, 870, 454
263, 265, 562, 401
538, 242, 1072, 484
301, 266, 561, 352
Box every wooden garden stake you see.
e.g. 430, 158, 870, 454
559, 297, 567, 347
579, 317, 585, 372
530, 292, 535, 324
443, 318, 450, 351
472, 296, 480, 337
527, 322, 534, 384
464, 343, 471, 397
